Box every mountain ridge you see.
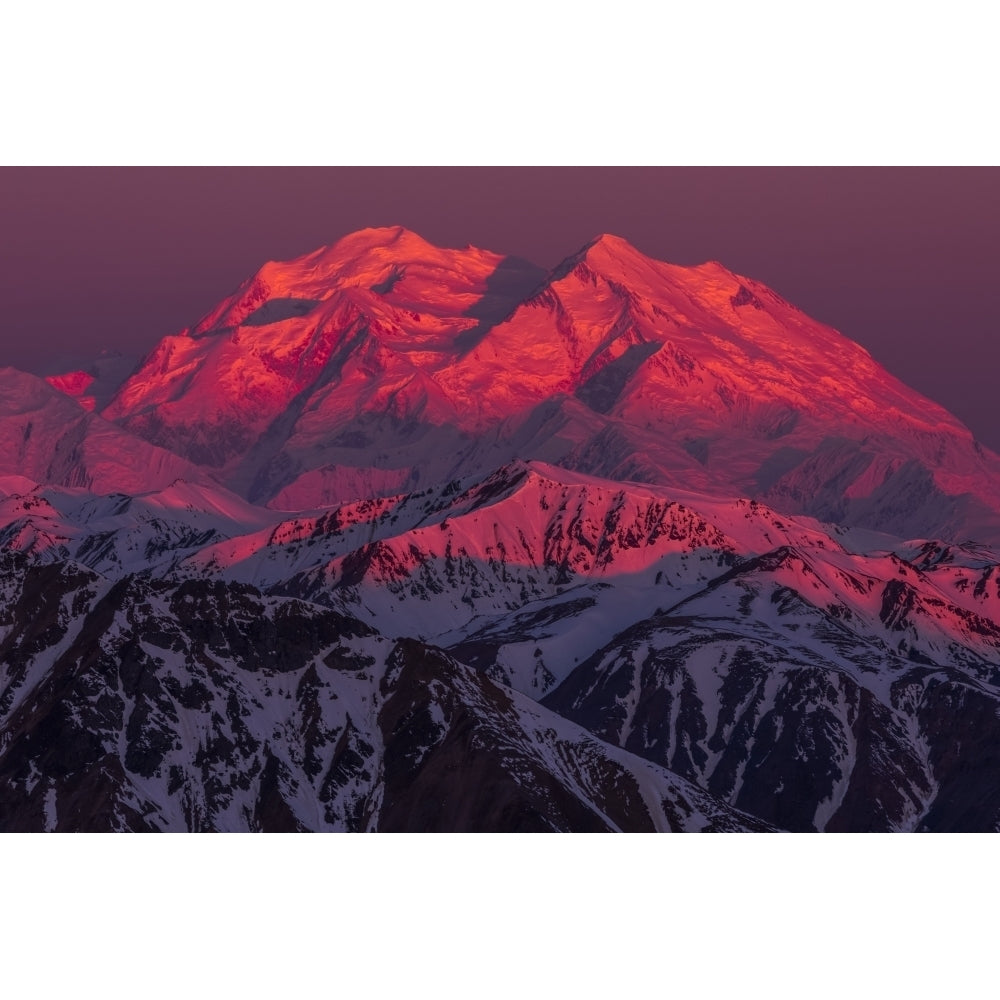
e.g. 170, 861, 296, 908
3, 456, 1000, 829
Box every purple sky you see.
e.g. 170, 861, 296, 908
2, 167, 997, 447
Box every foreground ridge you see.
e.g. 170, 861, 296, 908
2, 461, 1000, 830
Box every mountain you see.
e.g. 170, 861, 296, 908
82, 227, 1000, 545
100, 228, 548, 503
0, 367, 205, 494
4, 459, 1000, 830
7, 227, 1000, 832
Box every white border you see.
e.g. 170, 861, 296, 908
4, 3, 997, 165
5, 834, 997, 997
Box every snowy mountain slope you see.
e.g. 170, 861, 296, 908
437, 234, 1000, 542
0, 477, 279, 577
0, 367, 206, 495
89, 228, 1000, 543
375, 638, 772, 832
8, 451, 992, 705
3, 448, 1000, 831
172, 461, 1000, 693
522, 496, 1000, 831
100, 228, 548, 500
542, 596, 1000, 832
180, 462, 1000, 832
0, 558, 765, 832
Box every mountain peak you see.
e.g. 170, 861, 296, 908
575, 234, 746, 289
575, 232, 634, 254
321, 225, 440, 258
547, 232, 645, 280
586, 232, 643, 254
545, 234, 728, 302
187, 227, 507, 338
302, 226, 503, 277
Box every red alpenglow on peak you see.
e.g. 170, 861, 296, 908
186, 226, 511, 337
41, 226, 996, 544
45, 371, 97, 411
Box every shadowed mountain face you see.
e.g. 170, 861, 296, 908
4, 228, 1000, 832
0, 554, 767, 833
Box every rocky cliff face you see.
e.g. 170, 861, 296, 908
0, 554, 766, 832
